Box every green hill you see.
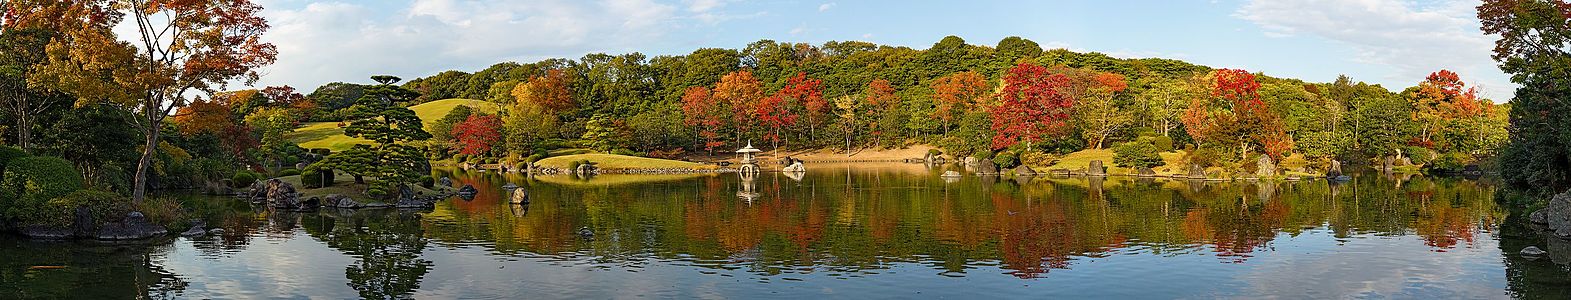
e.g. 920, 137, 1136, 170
286, 98, 501, 151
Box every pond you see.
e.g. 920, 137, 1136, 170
3, 163, 1570, 299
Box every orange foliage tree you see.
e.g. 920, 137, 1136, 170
931, 71, 990, 133
680, 87, 726, 154
1181, 69, 1292, 161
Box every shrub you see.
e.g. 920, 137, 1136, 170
1185, 146, 1225, 168
418, 175, 435, 189
138, 197, 185, 228
453, 154, 468, 163
278, 168, 301, 177
928, 149, 943, 157
611, 148, 640, 156
1431, 152, 1469, 171
993, 151, 1019, 169
1402, 146, 1434, 166
1115, 141, 1165, 169
301, 164, 334, 189
0, 145, 26, 174
1, 156, 84, 225
1020, 151, 1055, 167
38, 190, 129, 228
973, 151, 995, 160
1150, 136, 1175, 152
567, 160, 582, 171
231, 171, 259, 188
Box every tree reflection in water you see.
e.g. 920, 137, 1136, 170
420, 167, 1508, 280
302, 209, 432, 299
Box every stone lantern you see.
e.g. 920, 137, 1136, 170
735, 141, 762, 174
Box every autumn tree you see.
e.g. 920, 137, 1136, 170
713, 71, 764, 145
451, 114, 502, 156
1404, 70, 1490, 155
990, 63, 1073, 150
512, 69, 575, 114
1478, 0, 1571, 191
777, 72, 825, 144
680, 86, 725, 154
931, 71, 990, 134
863, 79, 900, 146
754, 94, 797, 151
1182, 69, 1293, 161
0, 12, 67, 151
31, 0, 277, 203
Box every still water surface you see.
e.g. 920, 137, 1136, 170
4, 163, 1570, 299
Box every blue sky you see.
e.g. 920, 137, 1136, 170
248, 0, 1512, 100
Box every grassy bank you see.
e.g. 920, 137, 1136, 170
285, 98, 501, 151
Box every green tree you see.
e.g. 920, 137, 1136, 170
321, 76, 432, 199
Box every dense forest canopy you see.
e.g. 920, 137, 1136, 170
318, 35, 1504, 175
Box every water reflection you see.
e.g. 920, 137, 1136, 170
4, 165, 1570, 298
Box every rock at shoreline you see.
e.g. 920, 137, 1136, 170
1544, 191, 1571, 239
1328, 160, 1343, 178
1013, 165, 1036, 176
325, 194, 360, 208
1138, 167, 1157, 177
1532, 209, 1549, 224
1087, 160, 1106, 176
1256, 155, 1276, 177
1522, 246, 1547, 256
439, 177, 453, 188
1189, 164, 1206, 178
941, 170, 962, 178
457, 184, 478, 200
976, 159, 999, 175
510, 188, 530, 204
265, 179, 302, 209
782, 161, 806, 173
181, 225, 206, 237
97, 212, 167, 240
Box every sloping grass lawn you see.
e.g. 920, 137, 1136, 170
1045, 149, 1116, 170
536, 153, 707, 170
286, 98, 502, 151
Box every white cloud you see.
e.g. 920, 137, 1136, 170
251, 0, 681, 90
1235, 0, 1515, 100
818, 3, 836, 12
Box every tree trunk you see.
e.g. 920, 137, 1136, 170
131, 127, 158, 204
16, 111, 29, 150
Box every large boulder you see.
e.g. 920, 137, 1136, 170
1013, 165, 1036, 176
1188, 164, 1206, 178
1542, 191, 1571, 239
782, 161, 806, 173
976, 159, 999, 175
1327, 160, 1343, 178
96, 212, 167, 240
1137, 167, 1157, 177
1256, 155, 1276, 177
324, 194, 360, 208
1087, 160, 1106, 176
439, 177, 453, 188
265, 179, 301, 209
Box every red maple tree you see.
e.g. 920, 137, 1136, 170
680, 86, 726, 154
990, 63, 1073, 150
451, 114, 502, 156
